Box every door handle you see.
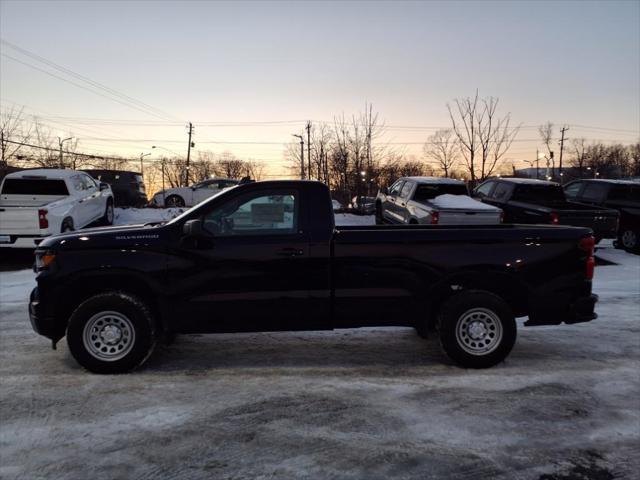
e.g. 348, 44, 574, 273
277, 247, 304, 257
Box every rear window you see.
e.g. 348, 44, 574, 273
511, 184, 565, 202
1, 178, 69, 196
414, 183, 468, 200
581, 183, 609, 203
609, 185, 640, 201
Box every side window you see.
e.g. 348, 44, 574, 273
491, 183, 512, 201
81, 174, 97, 190
581, 183, 608, 203
202, 190, 298, 237
207, 182, 222, 190
70, 175, 84, 192
564, 182, 583, 199
474, 181, 495, 198
389, 180, 405, 196
399, 182, 413, 200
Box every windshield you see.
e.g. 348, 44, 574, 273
166, 185, 238, 225
413, 184, 468, 200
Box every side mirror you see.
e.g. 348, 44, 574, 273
183, 219, 208, 237
381, 187, 388, 195
99, 182, 110, 191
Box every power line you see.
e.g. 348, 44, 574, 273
1, 39, 182, 122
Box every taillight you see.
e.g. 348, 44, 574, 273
550, 212, 559, 225
430, 211, 439, 225
579, 236, 595, 280
38, 209, 48, 229
499, 211, 504, 223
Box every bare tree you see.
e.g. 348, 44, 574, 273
1, 106, 32, 165
214, 151, 246, 178
423, 129, 459, 177
244, 160, 266, 180
538, 121, 555, 177
570, 138, 588, 177
629, 142, 640, 177
448, 91, 480, 182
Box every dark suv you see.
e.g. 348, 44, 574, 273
83, 170, 147, 207
564, 179, 640, 252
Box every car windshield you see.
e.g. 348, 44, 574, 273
413, 184, 468, 200
166, 185, 238, 225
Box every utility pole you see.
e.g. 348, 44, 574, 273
535, 149, 540, 179
558, 126, 569, 183
185, 122, 193, 186
292, 134, 304, 179
305, 121, 311, 180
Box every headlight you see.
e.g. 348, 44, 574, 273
34, 250, 56, 272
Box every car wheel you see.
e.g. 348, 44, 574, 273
66, 292, 157, 374
375, 203, 383, 225
409, 218, 419, 225
438, 290, 516, 369
102, 200, 114, 225
61, 218, 74, 233
165, 195, 185, 208
619, 228, 639, 252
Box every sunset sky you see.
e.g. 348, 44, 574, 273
1, 0, 638, 176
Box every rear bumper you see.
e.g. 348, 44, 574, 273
525, 292, 598, 326
0, 235, 49, 248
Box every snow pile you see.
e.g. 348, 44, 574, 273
334, 214, 376, 226
430, 194, 498, 210
114, 207, 184, 226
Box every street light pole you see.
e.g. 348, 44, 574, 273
292, 134, 304, 180
139, 152, 151, 176
58, 136, 73, 169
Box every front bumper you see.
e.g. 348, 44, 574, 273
28, 286, 62, 341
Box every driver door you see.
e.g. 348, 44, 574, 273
171, 186, 319, 333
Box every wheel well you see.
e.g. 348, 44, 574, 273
424, 271, 528, 330
55, 274, 165, 335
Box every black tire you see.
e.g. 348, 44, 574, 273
165, 195, 185, 208
409, 218, 419, 225
618, 227, 639, 253
66, 292, 157, 374
375, 203, 383, 225
102, 199, 114, 225
438, 290, 516, 369
61, 218, 74, 233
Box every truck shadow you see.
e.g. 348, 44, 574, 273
142, 328, 453, 374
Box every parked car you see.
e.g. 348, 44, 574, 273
472, 178, 619, 242
351, 196, 377, 215
151, 178, 239, 207
376, 177, 502, 225
0, 169, 114, 249
30, 180, 597, 373
83, 170, 147, 207
331, 199, 344, 212
564, 179, 640, 252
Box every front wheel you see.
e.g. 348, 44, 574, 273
66, 292, 157, 374
165, 195, 185, 208
619, 228, 639, 253
102, 200, 114, 225
438, 290, 516, 369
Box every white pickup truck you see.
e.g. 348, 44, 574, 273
0, 169, 114, 248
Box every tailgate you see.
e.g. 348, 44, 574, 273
0, 207, 41, 235
439, 210, 502, 225
558, 210, 618, 237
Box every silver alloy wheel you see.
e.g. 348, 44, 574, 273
82, 311, 136, 361
106, 204, 114, 223
621, 230, 637, 249
455, 307, 503, 356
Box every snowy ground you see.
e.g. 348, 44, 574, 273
0, 213, 638, 479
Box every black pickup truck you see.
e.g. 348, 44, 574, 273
30, 180, 598, 373
473, 178, 619, 242
564, 179, 640, 252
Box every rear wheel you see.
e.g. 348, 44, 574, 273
102, 200, 114, 225
165, 195, 185, 208
66, 292, 157, 374
619, 228, 639, 252
438, 290, 516, 368
61, 218, 74, 233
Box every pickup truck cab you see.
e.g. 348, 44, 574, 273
564, 179, 640, 252
30, 180, 598, 373
473, 178, 619, 242
0, 169, 114, 248
376, 177, 502, 225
